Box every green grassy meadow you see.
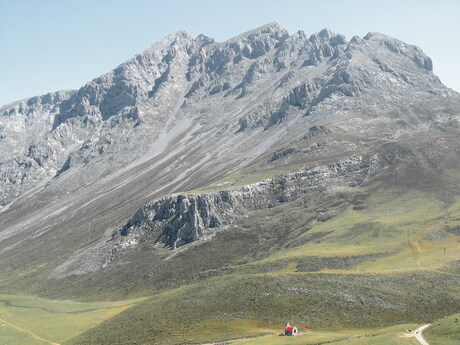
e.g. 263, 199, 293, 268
0, 294, 142, 345
424, 313, 460, 345
63, 185, 460, 344
233, 324, 422, 345
2, 183, 460, 344
262, 187, 460, 273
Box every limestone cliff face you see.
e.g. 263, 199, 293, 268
50, 153, 379, 278
114, 155, 378, 250
125, 192, 233, 248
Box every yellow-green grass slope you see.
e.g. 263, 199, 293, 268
424, 313, 460, 345
0, 294, 142, 345
66, 186, 460, 345
233, 324, 422, 345
261, 187, 460, 273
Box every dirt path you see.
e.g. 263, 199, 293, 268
0, 317, 60, 345
402, 324, 432, 345
413, 324, 431, 345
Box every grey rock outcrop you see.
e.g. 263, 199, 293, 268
114, 155, 378, 249
50, 153, 380, 278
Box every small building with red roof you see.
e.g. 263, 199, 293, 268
283, 322, 298, 336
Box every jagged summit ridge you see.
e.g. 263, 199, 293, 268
362, 32, 433, 71
225, 22, 289, 42
0, 22, 456, 211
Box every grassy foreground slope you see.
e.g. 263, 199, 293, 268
0, 294, 142, 345
233, 324, 422, 345
424, 313, 460, 345
65, 186, 460, 345
66, 272, 458, 345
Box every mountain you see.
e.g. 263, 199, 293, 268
0, 22, 459, 345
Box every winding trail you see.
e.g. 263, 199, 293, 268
0, 317, 60, 345
413, 324, 431, 345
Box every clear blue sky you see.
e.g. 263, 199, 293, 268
1, 0, 459, 106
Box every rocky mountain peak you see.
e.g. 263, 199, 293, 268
226, 21, 289, 42
0, 23, 457, 209
362, 32, 433, 71
152, 29, 195, 48
318, 28, 334, 39
221, 22, 289, 60
308, 28, 345, 44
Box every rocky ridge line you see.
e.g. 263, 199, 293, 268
51, 154, 378, 278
